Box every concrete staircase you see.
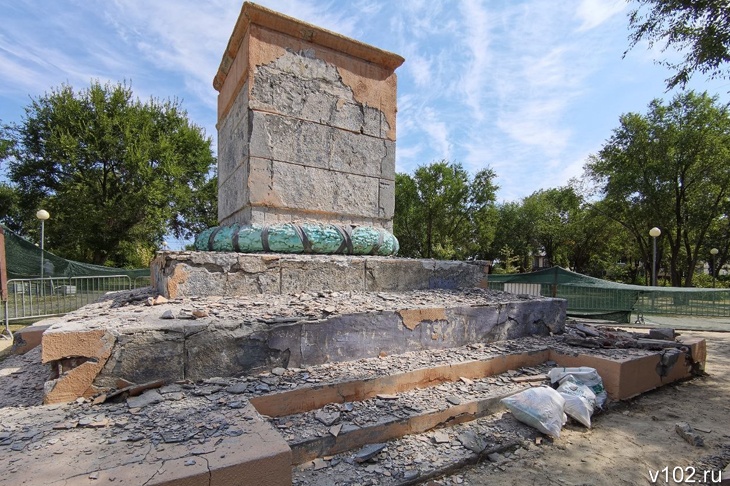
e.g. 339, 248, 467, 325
243, 333, 704, 485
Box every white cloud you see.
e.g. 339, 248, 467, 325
497, 100, 572, 157
457, 0, 492, 121
419, 107, 451, 160
575, 0, 627, 32
407, 54, 433, 88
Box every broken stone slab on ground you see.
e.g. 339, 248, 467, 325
0, 397, 291, 485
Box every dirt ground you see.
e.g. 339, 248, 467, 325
445, 329, 730, 486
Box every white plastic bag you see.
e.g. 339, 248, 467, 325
547, 366, 607, 409
501, 386, 567, 438
556, 375, 596, 427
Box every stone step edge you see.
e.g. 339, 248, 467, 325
288, 387, 528, 465
250, 336, 706, 427
250, 348, 551, 418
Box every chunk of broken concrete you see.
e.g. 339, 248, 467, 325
329, 424, 343, 437
432, 430, 450, 444
649, 328, 676, 341
457, 430, 487, 453
675, 422, 704, 447
126, 390, 163, 409
487, 452, 506, 463
354, 443, 386, 463
314, 410, 341, 426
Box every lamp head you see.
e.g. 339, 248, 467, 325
36, 209, 50, 221
649, 227, 661, 238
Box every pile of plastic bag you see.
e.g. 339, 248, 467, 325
501, 366, 606, 438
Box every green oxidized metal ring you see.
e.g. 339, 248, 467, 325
194, 223, 399, 256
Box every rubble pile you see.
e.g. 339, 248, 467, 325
561, 320, 689, 352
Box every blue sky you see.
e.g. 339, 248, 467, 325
1, 1, 729, 208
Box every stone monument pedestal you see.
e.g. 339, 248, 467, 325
215, 2, 403, 231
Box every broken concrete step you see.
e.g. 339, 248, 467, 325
292, 410, 543, 486
272, 367, 551, 464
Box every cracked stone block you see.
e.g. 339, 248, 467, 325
213, 2, 403, 229
280, 255, 365, 294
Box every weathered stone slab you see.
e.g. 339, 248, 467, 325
152, 252, 490, 299
247, 157, 383, 219
226, 254, 282, 294
10, 322, 51, 355
104, 330, 186, 386
217, 162, 248, 223
270, 301, 563, 367
217, 78, 251, 186
279, 254, 365, 294
185, 323, 291, 381
0, 400, 291, 486
40, 287, 565, 402
249, 48, 390, 138
249, 111, 395, 179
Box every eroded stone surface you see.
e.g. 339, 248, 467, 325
40, 286, 565, 396
151, 252, 491, 299
215, 4, 402, 230
0, 396, 290, 486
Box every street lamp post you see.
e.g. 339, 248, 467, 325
711, 248, 719, 288
36, 210, 50, 292
649, 227, 661, 286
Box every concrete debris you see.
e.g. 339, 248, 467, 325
314, 410, 341, 427
432, 431, 450, 444
563, 322, 685, 352
675, 422, 705, 447
649, 328, 676, 341
0, 313, 708, 485
354, 443, 387, 463
126, 389, 163, 409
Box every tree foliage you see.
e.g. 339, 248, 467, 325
521, 187, 583, 268
0, 120, 13, 161
393, 161, 498, 260
586, 91, 730, 286
627, 0, 730, 89
489, 186, 619, 275
5, 81, 217, 267
490, 201, 533, 272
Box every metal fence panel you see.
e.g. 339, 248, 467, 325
490, 280, 730, 322
2, 275, 136, 335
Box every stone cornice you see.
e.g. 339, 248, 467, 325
213, 2, 405, 91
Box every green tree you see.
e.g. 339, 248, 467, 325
579, 201, 647, 283
0, 183, 23, 233
6, 81, 216, 267
626, 0, 730, 89
521, 187, 583, 268
393, 161, 498, 260
0, 120, 13, 161
490, 201, 533, 272
702, 195, 730, 280
586, 91, 730, 287
0, 121, 24, 233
